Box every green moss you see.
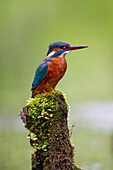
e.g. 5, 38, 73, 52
23, 90, 81, 170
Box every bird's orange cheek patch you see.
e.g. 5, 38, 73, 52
53, 48, 61, 53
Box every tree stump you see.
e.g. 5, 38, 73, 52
20, 90, 81, 170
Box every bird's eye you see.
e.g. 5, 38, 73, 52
63, 45, 69, 50
63, 46, 66, 49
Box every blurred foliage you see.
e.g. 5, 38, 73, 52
0, 131, 30, 170
72, 128, 113, 170
0, 0, 113, 112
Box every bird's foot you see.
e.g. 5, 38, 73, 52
43, 90, 52, 94
43, 90, 47, 94
49, 92, 52, 94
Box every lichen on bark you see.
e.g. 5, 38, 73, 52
20, 90, 81, 170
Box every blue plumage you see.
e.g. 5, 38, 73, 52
51, 50, 65, 58
31, 58, 51, 91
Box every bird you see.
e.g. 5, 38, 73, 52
31, 41, 88, 97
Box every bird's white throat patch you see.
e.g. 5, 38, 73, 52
60, 51, 71, 57
47, 51, 55, 58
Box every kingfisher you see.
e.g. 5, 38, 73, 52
31, 41, 88, 97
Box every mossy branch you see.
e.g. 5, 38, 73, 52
20, 90, 81, 170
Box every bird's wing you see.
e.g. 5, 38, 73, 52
31, 61, 49, 91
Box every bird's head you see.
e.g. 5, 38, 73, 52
46, 41, 88, 58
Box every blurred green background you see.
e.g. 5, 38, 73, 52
0, 0, 113, 169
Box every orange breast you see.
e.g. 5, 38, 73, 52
33, 56, 67, 95
46, 56, 67, 86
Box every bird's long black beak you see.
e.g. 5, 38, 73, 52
68, 46, 88, 51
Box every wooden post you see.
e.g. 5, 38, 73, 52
20, 90, 81, 170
